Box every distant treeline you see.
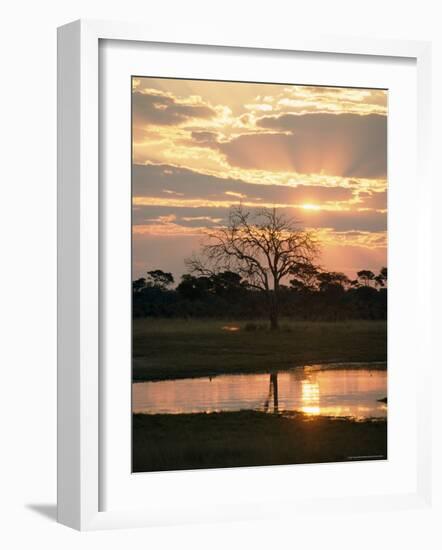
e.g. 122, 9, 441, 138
133, 267, 387, 321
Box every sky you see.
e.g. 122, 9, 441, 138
132, 77, 387, 282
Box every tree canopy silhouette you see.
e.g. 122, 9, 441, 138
132, 265, 387, 321
146, 269, 174, 289
186, 205, 319, 329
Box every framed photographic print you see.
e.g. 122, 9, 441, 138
57, 20, 432, 530
130, 75, 389, 473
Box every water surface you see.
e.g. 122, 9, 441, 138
132, 363, 387, 419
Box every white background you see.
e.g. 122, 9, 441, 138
0, 1, 441, 548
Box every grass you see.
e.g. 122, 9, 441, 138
133, 318, 387, 381
132, 411, 387, 472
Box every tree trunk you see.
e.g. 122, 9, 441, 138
269, 282, 280, 330
271, 373, 279, 413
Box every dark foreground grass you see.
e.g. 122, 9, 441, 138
133, 319, 387, 381
132, 411, 387, 472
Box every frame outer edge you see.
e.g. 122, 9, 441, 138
416, 41, 432, 505
57, 19, 82, 530
57, 18, 432, 530
57, 18, 101, 531
79, 18, 100, 529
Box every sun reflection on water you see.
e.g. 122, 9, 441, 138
300, 379, 320, 415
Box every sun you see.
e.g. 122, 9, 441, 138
301, 203, 321, 211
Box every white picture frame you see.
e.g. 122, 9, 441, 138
57, 19, 432, 531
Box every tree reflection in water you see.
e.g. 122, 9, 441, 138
263, 373, 279, 413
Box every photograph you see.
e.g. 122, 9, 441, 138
131, 76, 388, 473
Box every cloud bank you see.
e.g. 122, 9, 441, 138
209, 113, 386, 178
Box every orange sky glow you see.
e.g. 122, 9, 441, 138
132, 77, 387, 280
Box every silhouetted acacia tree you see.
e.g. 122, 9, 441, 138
357, 269, 376, 287
316, 271, 351, 292
176, 274, 210, 300
374, 267, 388, 288
186, 206, 319, 329
288, 262, 321, 292
133, 277, 147, 293
146, 269, 174, 289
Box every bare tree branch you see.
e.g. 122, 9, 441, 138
185, 205, 320, 329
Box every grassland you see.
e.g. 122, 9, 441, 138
132, 411, 387, 472
133, 318, 387, 381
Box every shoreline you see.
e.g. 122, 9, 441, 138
133, 359, 387, 383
